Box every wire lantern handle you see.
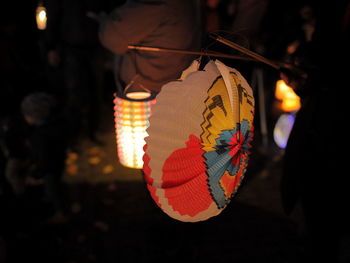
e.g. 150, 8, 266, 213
209, 34, 281, 70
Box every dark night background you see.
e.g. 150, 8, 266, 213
1, 0, 349, 262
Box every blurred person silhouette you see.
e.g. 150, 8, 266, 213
0, 115, 30, 197
228, 0, 269, 51
1, 92, 69, 224
201, 0, 270, 75
44, 0, 111, 150
0, 8, 39, 195
21, 92, 69, 223
98, 0, 202, 95
202, 0, 221, 33
201, 0, 270, 47
279, 1, 349, 262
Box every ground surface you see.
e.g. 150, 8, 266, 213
1, 103, 306, 263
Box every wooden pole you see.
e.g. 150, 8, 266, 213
127, 45, 255, 62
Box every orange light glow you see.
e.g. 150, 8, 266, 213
275, 79, 301, 112
36, 5, 47, 30
281, 91, 301, 112
275, 80, 291, 100
126, 92, 151, 100
113, 96, 155, 169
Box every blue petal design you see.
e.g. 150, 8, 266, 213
204, 120, 252, 208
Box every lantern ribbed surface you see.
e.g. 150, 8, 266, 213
143, 60, 255, 222
114, 96, 155, 169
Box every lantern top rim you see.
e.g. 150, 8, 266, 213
126, 91, 151, 100
115, 91, 157, 102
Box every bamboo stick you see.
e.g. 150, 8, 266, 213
211, 34, 281, 70
127, 45, 255, 62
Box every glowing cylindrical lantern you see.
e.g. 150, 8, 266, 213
36, 4, 47, 30
113, 92, 156, 169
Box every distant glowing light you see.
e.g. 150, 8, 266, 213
39, 10, 46, 20
36, 6, 47, 30
273, 113, 296, 149
275, 79, 301, 112
275, 80, 290, 100
281, 91, 301, 112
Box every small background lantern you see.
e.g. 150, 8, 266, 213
273, 79, 300, 149
275, 79, 301, 112
113, 83, 156, 169
273, 113, 296, 149
36, 1, 47, 30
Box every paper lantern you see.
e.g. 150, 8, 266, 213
275, 80, 301, 112
144, 60, 254, 222
273, 113, 295, 149
281, 91, 301, 112
36, 4, 47, 30
275, 79, 291, 100
113, 92, 156, 169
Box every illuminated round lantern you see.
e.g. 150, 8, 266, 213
36, 3, 47, 30
113, 90, 156, 169
143, 60, 255, 222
